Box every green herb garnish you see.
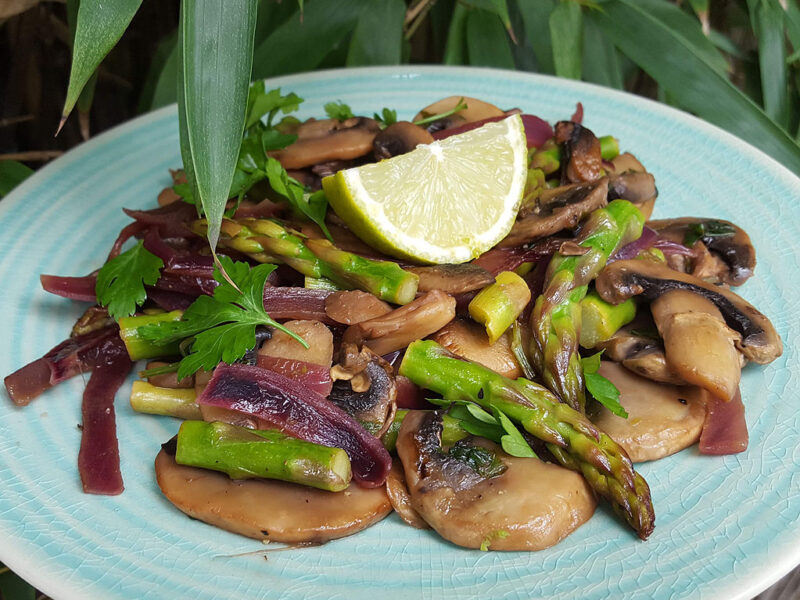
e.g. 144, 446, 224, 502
139, 256, 307, 379
373, 107, 398, 128
480, 529, 509, 551
581, 351, 627, 418
441, 400, 538, 459
324, 100, 355, 121
448, 440, 507, 479
95, 240, 163, 320
683, 220, 736, 247
413, 97, 468, 127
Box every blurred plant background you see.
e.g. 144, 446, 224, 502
0, 0, 800, 596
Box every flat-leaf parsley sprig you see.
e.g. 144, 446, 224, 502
95, 240, 163, 320
139, 255, 307, 379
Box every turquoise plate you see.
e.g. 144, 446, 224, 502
1, 67, 798, 600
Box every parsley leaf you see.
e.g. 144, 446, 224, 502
95, 241, 163, 320
480, 529, 509, 552
373, 107, 397, 127
493, 408, 537, 458
139, 256, 307, 380
683, 220, 736, 247
413, 97, 468, 126
324, 100, 355, 121
245, 83, 303, 129
444, 401, 537, 459
581, 351, 628, 418
265, 157, 332, 240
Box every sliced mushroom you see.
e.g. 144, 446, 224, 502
651, 289, 742, 402
271, 117, 381, 170
647, 217, 756, 286
343, 290, 456, 356
430, 318, 521, 379
328, 355, 397, 435
373, 121, 434, 159
385, 458, 429, 529
595, 259, 782, 365
155, 449, 391, 543
413, 96, 505, 133
610, 152, 646, 174
607, 172, 657, 220
396, 411, 596, 551
588, 362, 706, 462
595, 322, 686, 385
404, 263, 495, 294
258, 319, 334, 367
325, 290, 392, 326
500, 179, 609, 247
554, 121, 603, 184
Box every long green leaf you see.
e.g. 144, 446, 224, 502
594, 0, 800, 174
346, 0, 405, 65
582, 11, 623, 89
466, 8, 515, 68
180, 0, 258, 251
0, 161, 34, 197
747, 0, 789, 127
252, 0, 363, 79
787, 0, 800, 51
465, 0, 515, 40
443, 2, 469, 64
549, 0, 583, 80
139, 32, 178, 111
61, 0, 142, 126
517, 0, 556, 73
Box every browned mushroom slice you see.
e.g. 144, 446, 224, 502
343, 290, 456, 356
324, 290, 393, 325
650, 289, 742, 402
404, 263, 495, 294
413, 96, 505, 133
373, 121, 435, 159
607, 172, 657, 220
500, 179, 608, 246
648, 217, 756, 286
396, 411, 596, 551
155, 449, 391, 543
271, 117, 381, 170
610, 152, 646, 174
328, 355, 397, 435
431, 318, 521, 379
595, 322, 686, 385
554, 121, 603, 184
385, 458, 429, 529
588, 362, 705, 462
595, 260, 782, 365
259, 319, 334, 367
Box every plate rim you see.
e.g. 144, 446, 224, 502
1, 64, 799, 600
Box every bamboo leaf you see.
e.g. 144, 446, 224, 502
517, 0, 556, 73
180, 0, 258, 251
61, 0, 143, 126
443, 2, 469, 64
583, 10, 622, 88
252, 0, 363, 79
747, 0, 789, 127
346, 0, 405, 65
549, 0, 583, 79
466, 8, 515, 68
464, 0, 516, 42
139, 32, 178, 111
594, 0, 800, 174
0, 161, 34, 197
785, 0, 800, 51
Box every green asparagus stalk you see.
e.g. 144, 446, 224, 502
129, 381, 201, 419
381, 409, 468, 453
118, 310, 183, 360
530, 141, 560, 174
530, 199, 644, 411
579, 292, 637, 349
175, 420, 352, 492
469, 271, 532, 344
194, 218, 419, 304
399, 340, 655, 540
599, 135, 620, 160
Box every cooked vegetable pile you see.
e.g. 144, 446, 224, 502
3, 87, 783, 551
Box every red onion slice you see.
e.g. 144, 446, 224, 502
432, 114, 554, 149
197, 363, 391, 487
256, 355, 333, 397
699, 388, 748, 455
40, 274, 97, 302
262, 287, 337, 324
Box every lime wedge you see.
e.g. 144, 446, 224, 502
322, 115, 527, 264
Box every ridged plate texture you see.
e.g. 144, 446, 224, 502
0, 66, 798, 600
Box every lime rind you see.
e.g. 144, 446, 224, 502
325, 114, 528, 264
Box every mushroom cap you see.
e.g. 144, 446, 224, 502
588, 362, 705, 462
271, 117, 381, 170
373, 121, 434, 159
595, 259, 782, 364
155, 449, 391, 543
554, 121, 603, 184
413, 96, 505, 132
396, 411, 596, 551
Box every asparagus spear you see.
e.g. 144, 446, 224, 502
469, 271, 531, 344
400, 340, 655, 540
176, 420, 352, 492
193, 218, 419, 305
530, 199, 644, 411
381, 409, 468, 453
129, 381, 201, 419
579, 291, 637, 348
118, 310, 183, 360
